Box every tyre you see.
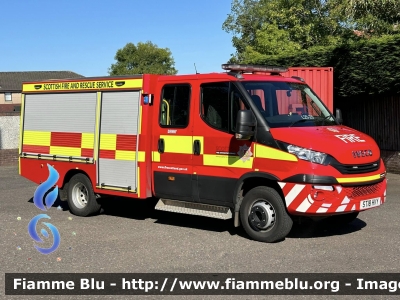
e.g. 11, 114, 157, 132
67, 173, 101, 217
325, 212, 359, 226
240, 186, 293, 243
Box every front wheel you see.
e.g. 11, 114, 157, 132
240, 186, 293, 243
67, 173, 101, 217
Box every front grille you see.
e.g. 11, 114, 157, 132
330, 159, 380, 174
343, 181, 383, 198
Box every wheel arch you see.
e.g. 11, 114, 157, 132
232, 172, 284, 213
59, 169, 92, 201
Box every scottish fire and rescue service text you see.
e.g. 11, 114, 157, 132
43, 81, 114, 91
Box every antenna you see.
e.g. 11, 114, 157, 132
194, 63, 199, 74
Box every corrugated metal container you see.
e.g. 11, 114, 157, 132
282, 67, 334, 112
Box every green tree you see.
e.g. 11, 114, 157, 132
109, 41, 178, 75
223, 0, 400, 63
332, 0, 400, 34
238, 23, 302, 63
223, 0, 343, 63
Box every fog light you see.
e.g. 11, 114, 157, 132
311, 190, 325, 201
312, 185, 334, 191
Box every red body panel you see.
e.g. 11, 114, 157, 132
270, 125, 381, 165
19, 69, 387, 217
20, 159, 96, 188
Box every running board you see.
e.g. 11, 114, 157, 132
155, 199, 232, 220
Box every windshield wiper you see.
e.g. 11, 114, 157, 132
315, 115, 332, 125
288, 119, 310, 127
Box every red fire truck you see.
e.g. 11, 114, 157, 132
19, 64, 387, 242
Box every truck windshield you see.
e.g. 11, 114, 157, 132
240, 81, 336, 128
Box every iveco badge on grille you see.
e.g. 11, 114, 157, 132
352, 150, 372, 158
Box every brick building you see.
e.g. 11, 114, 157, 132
0, 71, 84, 113
0, 71, 84, 165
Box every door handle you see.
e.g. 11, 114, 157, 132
158, 138, 165, 153
193, 140, 201, 155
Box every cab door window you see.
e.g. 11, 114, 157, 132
201, 82, 229, 132
160, 84, 191, 128
230, 84, 248, 132
201, 82, 248, 133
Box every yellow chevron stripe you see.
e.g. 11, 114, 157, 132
50, 146, 81, 156
161, 135, 192, 154
23, 131, 51, 146
152, 151, 160, 162
203, 154, 253, 168
81, 133, 94, 149
100, 134, 116, 150
115, 150, 146, 161
255, 144, 297, 161
137, 151, 145, 162
115, 150, 135, 161
337, 174, 381, 184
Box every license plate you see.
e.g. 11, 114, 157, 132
360, 197, 381, 210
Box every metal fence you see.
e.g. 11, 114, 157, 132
335, 95, 400, 151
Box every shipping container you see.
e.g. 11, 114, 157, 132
284, 67, 333, 111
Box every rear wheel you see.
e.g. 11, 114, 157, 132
240, 186, 293, 243
67, 173, 101, 216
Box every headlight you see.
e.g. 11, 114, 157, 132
287, 145, 327, 164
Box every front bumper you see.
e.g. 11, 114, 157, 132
279, 178, 387, 216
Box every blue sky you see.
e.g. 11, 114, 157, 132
2, 0, 235, 76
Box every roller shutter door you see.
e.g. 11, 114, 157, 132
97, 91, 141, 192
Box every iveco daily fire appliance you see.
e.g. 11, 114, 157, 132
19, 64, 387, 242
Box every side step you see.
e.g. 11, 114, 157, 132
155, 199, 232, 220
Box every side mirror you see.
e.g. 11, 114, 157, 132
235, 110, 256, 140
335, 108, 343, 125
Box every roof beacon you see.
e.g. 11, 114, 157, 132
222, 64, 288, 75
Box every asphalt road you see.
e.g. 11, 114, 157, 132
1, 165, 399, 300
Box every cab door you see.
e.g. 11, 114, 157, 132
192, 82, 253, 206
151, 83, 194, 201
